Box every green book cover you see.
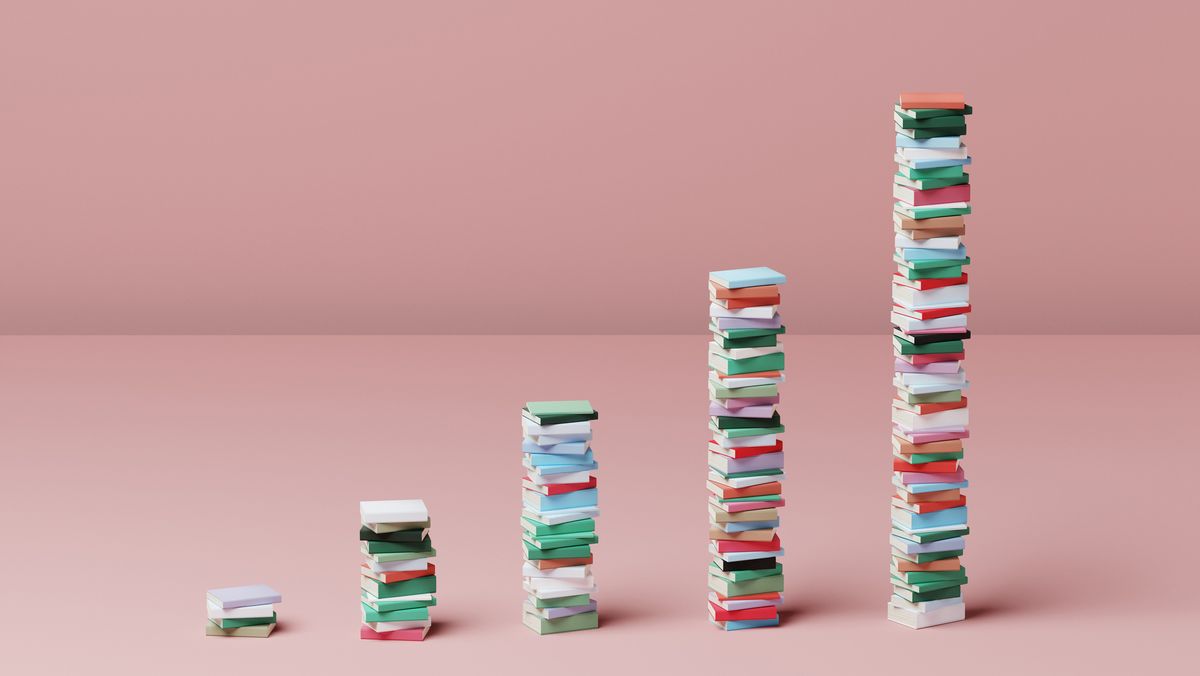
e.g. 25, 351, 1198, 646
892, 527, 970, 544
901, 126, 967, 139
361, 538, 433, 555
361, 604, 430, 623
895, 173, 969, 190
715, 412, 782, 430
898, 586, 962, 603
904, 450, 964, 462
719, 494, 782, 503
523, 542, 592, 560
714, 468, 784, 480
534, 594, 591, 609
894, 103, 973, 119
369, 575, 438, 598
523, 610, 598, 635
898, 256, 970, 271
896, 203, 972, 219
368, 549, 436, 563
897, 549, 964, 564
217, 613, 276, 629
715, 334, 778, 349
714, 326, 787, 340
898, 567, 967, 584
900, 265, 963, 280
359, 526, 427, 544
709, 572, 785, 596
526, 400, 594, 416
897, 390, 962, 404
894, 337, 964, 355
896, 164, 964, 180
521, 516, 595, 537
708, 563, 784, 582
525, 533, 598, 548
709, 383, 778, 399
896, 114, 965, 130
714, 352, 785, 376
361, 593, 437, 612
712, 422, 785, 438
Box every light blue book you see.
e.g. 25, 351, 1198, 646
718, 549, 784, 562
718, 519, 779, 533
719, 618, 780, 631
529, 460, 598, 476
890, 535, 965, 554
895, 134, 961, 149
899, 156, 973, 170
899, 245, 968, 262
904, 506, 967, 530
524, 488, 598, 512
526, 449, 594, 467
903, 480, 969, 493
522, 440, 589, 455
709, 267, 787, 289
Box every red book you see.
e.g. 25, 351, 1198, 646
524, 476, 597, 495
893, 304, 972, 320
904, 184, 970, 206
906, 496, 967, 513
899, 92, 965, 110
893, 459, 958, 473
709, 439, 783, 459
721, 295, 780, 309
709, 602, 779, 622
900, 352, 966, 365
708, 481, 782, 499
712, 591, 781, 602
710, 284, 781, 300
362, 563, 435, 584
893, 273, 967, 290
894, 397, 968, 414
714, 535, 781, 554
360, 625, 428, 641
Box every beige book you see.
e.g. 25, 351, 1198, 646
205, 621, 276, 638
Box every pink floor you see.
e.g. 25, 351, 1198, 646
3, 336, 1196, 673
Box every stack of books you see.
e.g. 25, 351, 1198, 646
205, 584, 281, 638
359, 499, 437, 640
706, 267, 787, 630
521, 400, 600, 635
889, 91, 972, 629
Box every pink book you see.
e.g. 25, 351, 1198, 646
894, 359, 961, 374
714, 535, 782, 553
709, 403, 775, 418
909, 184, 970, 206
894, 428, 970, 444
898, 468, 966, 484
720, 499, 785, 513
360, 625, 429, 641
714, 396, 780, 407
902, 327, 966, 335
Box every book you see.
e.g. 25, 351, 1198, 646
887, 600, 965, 628
359, 625, 430, 641
895, 103, 973, 118
709, 267, 787, 289
360, 499, 428, 524
205, 621, 275, 638
522, 610, 599, 634
893, 184, 971, 207
523, 400, 598, 425
899, 92, 966, 110
206, 584, 281, 610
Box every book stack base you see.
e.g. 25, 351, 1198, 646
205, 584, 281, 638
522, 400, 600, 634
360, 499, 437, 641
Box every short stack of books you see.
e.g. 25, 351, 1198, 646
205, 584, 281, 638
889, 91, 972, 629
521, 400, 600, 634
706, 267, 787, 630
359, 499, 437, 640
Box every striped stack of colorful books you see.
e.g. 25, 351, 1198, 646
889, 91, 972, 629
706, 267, 787, 630
359, 499, 436, 640
205, 584, 280, 637
521, 400, 600, 634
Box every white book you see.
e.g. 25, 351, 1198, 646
521, 419, 592, 436
890, 595, 963, 614
707, 470, 785, 489
892, 284, 970, 309
895, 370, 967, 387
709, 545, 784, 561
896, 145, 968, 161
362, 557, 433, 573
521, 507, 599, 525
895, 202, 970, 219
710, 374, 784, 389
893, 376, 968, 395
523, 470, 594, 486
890, 312, 967, 332
707, 592, 784, 611
895, 233, 961, 250
526, 432, 592, 445
889, 535, 965, 555
891, 407, 969, 431
887, 600, 965, 628
361, 592, 435, 609
363, 619, 432, 632
522, 580, 596, 596
360, 499, 428, 524
522, 564, 592, 579
708, 431, 777, 449
708, 303, 779, 319
206, 602, 274, 620
708, 341, 783, 360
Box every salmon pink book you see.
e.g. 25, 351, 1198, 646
899, 92, 965, 109
714, 535, 781, 553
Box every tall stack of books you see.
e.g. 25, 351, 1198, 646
205, 584, 281, 638
889, 91, 972, 629
521, 400, 600, 634
359, 499, 437, 640
706, 267, 787, 630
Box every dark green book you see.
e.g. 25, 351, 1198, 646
900, 265, 964, 280
523, 542, 592, 560
361, 538, 434, 555
712, 352, 785, 376
714, 326, 786, 340
715, 412, 782, 430
217, 613, 276, 629
524, 533, 598, 549
715, 334, 778, 349
900, 126, 967, 139
897, 567, 967, 584
712, 422, 785, 438
709, 562, 784, 582
521, 516, 595, 537
892, 527, 970, 544
896, 164, 964, 180
893, 337, 964, 355
896, 114, 965, 130
892, 575, 965, 593
523, 400, 598, 426
898, 586, 962, 603
895, 103, 973, 119
364, 575, 437, 598
719, 494, 782, 503
535, 594, 591, 609
362, 604, 430, 623
359, 526, 428, 544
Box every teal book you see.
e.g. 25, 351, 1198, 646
900, 126, 967, 139
523, 400, 597, 425
362, 604, 430, 623
361, 538, 433, 555
891, 527, 970, 544
713, 468, 784, 480
894, 337, 964, 355
894, 173, 969, 190
520, 516, 595, 537
217, 613, 276, 629
364, 575, 437, 599
524, 533, 598, 549
715, 334, 778, 349
896, 549, 964, 564
897, 256, 971, 271
896, 567, 967, 584
523, 542, 592, 560
361, 593, 437, 612
895, 114, 966, 130
712, 422, 785, 438
714, 326, 787, 340
710, 267, 787, 289
896, 164, 964, 180
904, 450, 964, 462
894, 586, 962, 603
719, 494, 782, 503
892, 575, 966, 593
900, 265, 964, 280
708, 563, 783, 582
895, 203, 973, 219
715, 412, 782, 430
534, 594, 591, 609
713, 352, 785, 375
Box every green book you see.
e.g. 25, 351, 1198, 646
708, 563, 784, 582
896, 164, 964, 180
709, 383, 778, 399
523, 610, 598, 635
719, 494, 782, 503
895, 103, 973, 119
899, 265, 963, 280
715, 412, 782, 430
892, 575, 966, 593
894, 173, 969, 190
892, 527, 970, 544
896, 567, 967, 584
712, 325, 786, 340
520, 516, 595, 537
713, 352, 785, 375
895, 586, 962, 603
903, 450, 964, 462
360, 593, 437, 612
523, 400, 597, 425
534, 594, 591, 609
894, 337, 963, 355
897, 256, 970, 271
359, 526, 427, 543
896, 390, 962, 404
896, 549, 964, 564
714, 468, 784, 480
365, 575, 437, 598
216, 613, 276, 629
523, 542, 592, 560
361, 538, 434, 555
896, 114, 965, 130
900, 126, 967, 139
895, 203, 972, 219
524, 533, 598, 549
367, 549, 436, 563
711, 422, 785, 438
715, 334, 778, 349
708, 572, 785, 597
361, 604, 430, 623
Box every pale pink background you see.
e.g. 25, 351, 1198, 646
2, 336, 1197, 673
4, 2, 1200, 334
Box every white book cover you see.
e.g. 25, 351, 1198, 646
707, 470, 785, 488
522, 563, 592, 579
521, 419, 592, 436
896, 146, 968, 161
895, 233, 961, 250
710, 374, 784, 389
206, 602, 274, 620
523, 582, 598, 600
891, 407, 969, 431
893, 376, 968, 395
363, 619, 432, 632
890, 594, 963, 614
360, 499, 428, 524
896, 370, 967, 386
363, 557, 433, 573
521, 507, 599, 525
892, 284, 970, 308
523, 470, 594, 486
890, 312, 967, 332
708, 303, 780, 319
526, 432, 592, 445
888, 600, 965, 629
361, 592, 435, 607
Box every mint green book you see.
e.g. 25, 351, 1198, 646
360, 593, 437, 612
523, 542, 592, 560
895, 586, 962, 603
897, 549, 964, 564
714, 334, 778, 349
708, 572, 785, 597
361, 604, 430, 623
894, 173, 969, 190
524, 400, 598, 425
712, 325, 786, 340
714, 412, 781, 430
895, 114, 965, 130
896, 390, 962, 404
895, 203, 972, 219
896, 567, 967, 584
719, 494, 782, 503
894, 337, 963, 355
709, 383, 778, 399
899, 265, 963, 280
712, 422, 785, 438
367, 548, 436, 563
534, 594, 591, 609
892, 527, 970, 544
524, 533, 598, 549
897, 256, 970, 271
902, 450, 964, 462
361, 538, 433, 555
895, 103, 973, 119
714, 468, 784, 480
216, 613, 276, 629
363, 575, 437, 598
521, 517, 595, 537
892, 575, 966, 593
712, 352, 785, 375
896, 164, 964, 180
523, 610, 598, 635
708, 563, 784, 582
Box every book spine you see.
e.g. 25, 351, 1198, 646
890, 93, 971, 629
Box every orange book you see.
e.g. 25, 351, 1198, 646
893, 459, 958, 473
713, 591, 781, 602
721, 295, 781, 309
894, 397, 968, 415
899, 92, 965, 110
894, 557, 961, 572
530, 556, 592, 570
710, 284, 781, 301
893, 437, 963, 455
896, 215, 964, 231
896, 488, 960, 503
362, 563, 435, 584
898, 496, 967, 513
708, 481, 782, 499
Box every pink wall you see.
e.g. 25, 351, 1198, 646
4, 1, 1198, 334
